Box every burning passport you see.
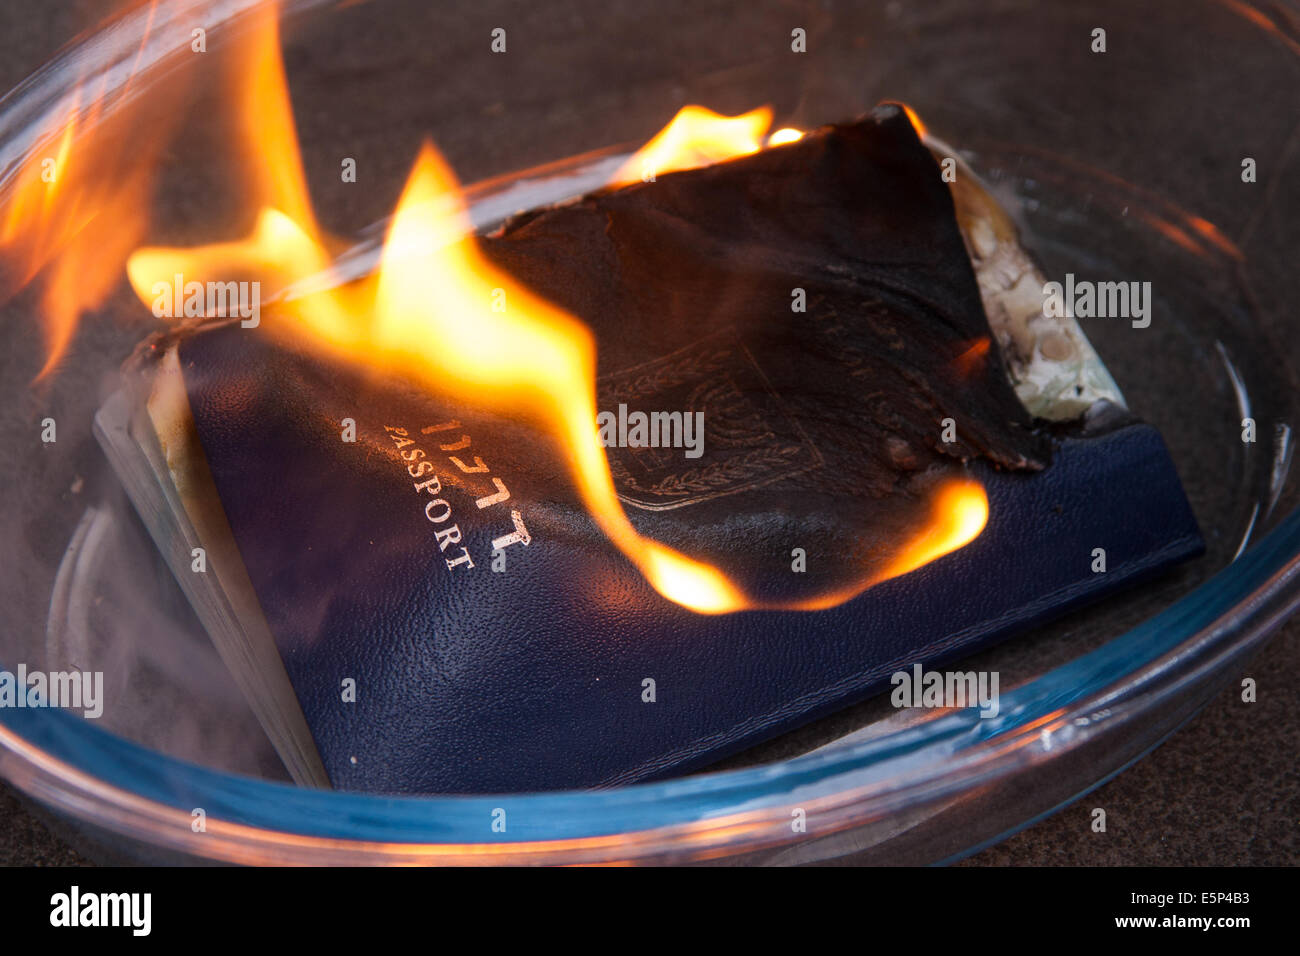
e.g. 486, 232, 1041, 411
95, 104, 1202, 793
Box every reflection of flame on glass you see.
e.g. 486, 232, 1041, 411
0, 28, 180, 382
5, 3, 990, 613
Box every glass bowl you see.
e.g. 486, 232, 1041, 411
0, 0, 1296, 864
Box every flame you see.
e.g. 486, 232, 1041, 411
76, 4, 983, 613
124, 11, 744, 614
611, 105, 774, 187
130, 146, 745, 613
615, 102, 924, 188
952, 336, 992, 377
127, 3, 335, 307
785, 478, 988, 612
367, 145, 747, 613
767, 127, 805, 147
875, 480, 988, 581
236, 3, 323, 244
901, 104, 927, 139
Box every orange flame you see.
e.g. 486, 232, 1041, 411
901, 104, 928, 139
952, 336, 992, 378
124, 11, 746, 613
784, 478, 988, 612
876, 479, 988, 581
120, 15, 985, 612
611, 105, 773, 187
80, 6, 983, 613
236, 2, 322, 244
131, 153, 747, 612
362, 144, 750, 613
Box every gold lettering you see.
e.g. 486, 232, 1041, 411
424, 499, 452, 523
476, 477, 510, 509
413, 475, 442, 495
421, 420, 461, 434
408, 459, 436, 479
434, 524, 463, 551
444, 547, 475, 570
491, 509, 532, 551
451, 455, 489, 473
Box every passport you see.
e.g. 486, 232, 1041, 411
95, 106, 1203, 793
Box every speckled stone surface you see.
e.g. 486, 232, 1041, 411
0, 787, 92, 867
961, 626, 1299, 866
0, 0, 1296, 866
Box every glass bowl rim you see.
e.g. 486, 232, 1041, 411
3, 507, 1296, 863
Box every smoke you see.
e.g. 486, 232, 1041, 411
41, 485, 289, 782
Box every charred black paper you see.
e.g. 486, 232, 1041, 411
474, 105, 1053, 600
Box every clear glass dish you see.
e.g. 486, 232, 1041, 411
0, 0, 1296, 864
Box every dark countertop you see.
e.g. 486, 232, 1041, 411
1, 0, 1296, 867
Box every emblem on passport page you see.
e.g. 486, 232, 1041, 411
598, 328, 824, 511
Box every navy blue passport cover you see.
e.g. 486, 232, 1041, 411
176, 325, 1202, 794
168, 110, 1201, 793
